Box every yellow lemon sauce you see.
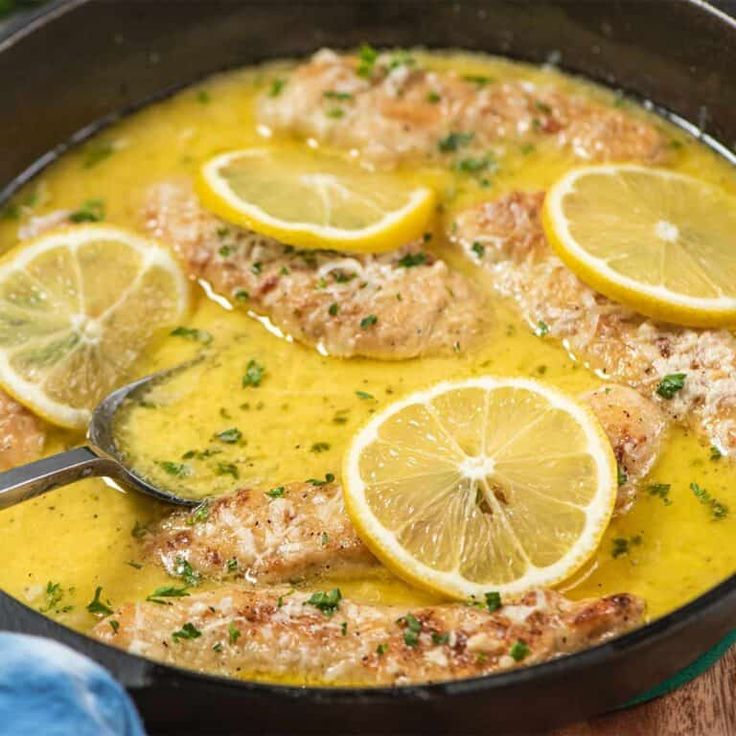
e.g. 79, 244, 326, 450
0, 52, 734, 681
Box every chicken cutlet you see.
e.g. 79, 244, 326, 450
142, 181, 487, 360
453, 191, 736, 456
93, 586, 644, 685
144, 387, 663, 586
0, 390, 44, 471
258, 49, 668, 168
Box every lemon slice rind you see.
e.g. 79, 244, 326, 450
343, 376, 617, 599
543, 164, 736, 328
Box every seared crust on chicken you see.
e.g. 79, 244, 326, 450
454, 192, 736, 456
143, 181, 488, 359
144, 481, 376, 584
93, 587, 644, 685
259, 49, 668, 167
0, 390, 44, 471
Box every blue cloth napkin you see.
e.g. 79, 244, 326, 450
0, 633, 145, 736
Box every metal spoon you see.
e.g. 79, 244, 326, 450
0, 365, 200, 510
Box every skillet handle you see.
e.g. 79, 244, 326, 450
0, 446, 123, 510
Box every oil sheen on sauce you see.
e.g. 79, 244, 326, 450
0, 52, 734, 681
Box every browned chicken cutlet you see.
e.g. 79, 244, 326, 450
0, 390, 44, 471
93, 586, 644, 685
144, 388, 663, 586
259, 49, 668, 167
453, 191, 736, 456
144, 480, 376, 584
142, 181, 488, 360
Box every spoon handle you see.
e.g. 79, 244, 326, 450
0, 447, 123, 510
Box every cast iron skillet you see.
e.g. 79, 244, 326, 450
1, 1, 735, 733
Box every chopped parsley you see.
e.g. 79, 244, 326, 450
470, 241, 485, 259
328, 302, 339, 316
611, 534, 642, 558
438, 131, 474, 153
520, 142, 536, 155
82, 140, 115, 169
617, 463, 628, 487
157, 461, 192, 477
39, 581, 73, 614
173, 556, 201, 587
397, 252, 427, 268
340, 622, 348, 636
265, 485, 285, 499
86, 587, 114, 617
426, 91, 441, 104
656, 373, 686, 399
355, 390, 374, 400
689, 482, 729, 520
242, 359, 265, 388
146, 586, 190, 605
187, 501, 210, 526
212, 642, 223, 653
228, 622, 241, 644
226, 558, 239, 572
310, 441, 331, 453
485, 591, 502, 613
172, 622, 202, 642
376, 643, 388, 656
214, 427, 242, 444
321, 532, 330, 546
534, 100, 553, 114
710, 445, 723, 461
170, 326, 213, 345
398, 613, 422, 647
463, 74, 494, 86
69, 198, 106, 223
131, 520, 149, 539
234, 289, 249, 302
307, 473, 336, 486
535, 320, 550, 337
431, 632, 450, 645
356, 43, 379, 78
326, 107, 345, 119
306, 588, 342, 616
509, 640, 530, 661
360, 314, 378, 329
647, 483, 672, 505
324, 90, 353, 101
268, 78, 286, 97
109, 620, 120, 634
456, 156, 491, 174
215, 462, 239, 479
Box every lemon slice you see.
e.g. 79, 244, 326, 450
0, 224, 189, 429
543, 165, 736, 327
343, 377, 617, 599
197, 146, 435, 252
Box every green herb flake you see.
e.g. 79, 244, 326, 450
131, 520, 149, 539
710, 445, 723, 461
172, 622, 202, 642
226, 558, 239, 572
656, 373, 686, 399
376, 643, 388, 656
326, 107, 345, 119
306, 588, 342, 616
228, 622, 241, 644
324, 90, 354, 101
212, 642, 223, 653
438, 131, 474, 153
69, 198, 106, 223
617, 463, 628, 487
82, 141, 115, 169
215, 462, 239, 479
321, 532, 329, 546
234, 289, 250, 303
265, 485, 285, 499
340, 621, 348, 636
268, 78, 286, 97
170, 326, 213, 345
535, 320, 550, 337
485, 591, 502, 613
432, 632, 450, 645
157, 460, 192, 478
356, 43, 379, 78
611, 534, 642, 559
355, 390, 374, 400
243, 359, 265, 388
689, 482, 729, 520
397, 252, 427, 268
509, 640, 530, 661
146, 586, 191, 604
187, 501, 210, 527
398, 613, 422, 648
310, 441, 331, 453
471, 241, 486, 259
456, 156, 491, 174
109, 620, 120, 634
195, 90, 211, 104
360, 314, 378, 329
426, 91, 441, 104
86, 587, 114, 617
463, 74, 494, 86
173, 556, 201, 586
307, 473, 336, 487
647, 483, 672, 505
214, 427, 242, 444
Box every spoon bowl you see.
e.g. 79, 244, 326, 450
0, 364, 201, 510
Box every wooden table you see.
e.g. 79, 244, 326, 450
556, 646, 735, 736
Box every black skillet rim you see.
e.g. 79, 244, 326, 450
0, 0, 734, 706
